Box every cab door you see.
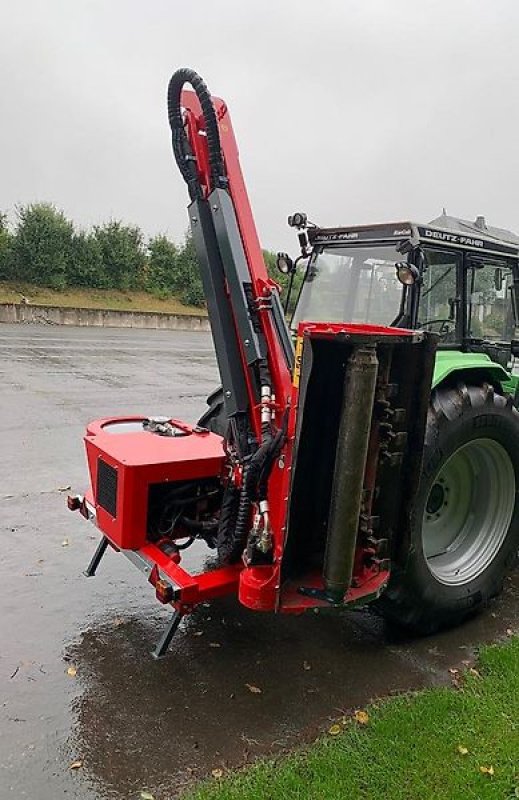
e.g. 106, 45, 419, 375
417, 247, 463, 345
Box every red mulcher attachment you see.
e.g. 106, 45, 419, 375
68, 68, 437, 656
71, 321, 435, 656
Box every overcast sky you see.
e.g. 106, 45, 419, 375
1, 0, 518, 252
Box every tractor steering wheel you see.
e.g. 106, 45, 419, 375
418, 319, 454, 337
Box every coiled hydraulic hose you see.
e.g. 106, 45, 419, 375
167, 68, 227, 199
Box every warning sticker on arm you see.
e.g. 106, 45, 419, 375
293, 336, 303, 388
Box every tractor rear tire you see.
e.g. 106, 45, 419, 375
377, 381, 519, 635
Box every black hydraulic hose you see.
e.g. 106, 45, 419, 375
179, 516, 218, 533
233, 416, 285, 544
233, 464, 253, 546
257, 409, 289, 498
167, 67, 227, 198
232, 430, 274, 548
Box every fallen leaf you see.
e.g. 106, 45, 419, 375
457, 745, 469, 755
140, 792, 155, 800
211, 768, 223, 779
67, 666, 77, 677
354, 710, 369, 725
469, 668, 481, 677
448, 668, 459, 676
192, 631, 204, 637
61, 539, 69, 547
69, 759, 83, 769
303, 660, 311, 671
209, 642, 221, 648
328, 723, 342, 736
506, 628, 514, 637
479, 765, 494, 776
59, 485, 72, 492
245, 683, 262, 694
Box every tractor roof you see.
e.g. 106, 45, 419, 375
309, 212, 519, 259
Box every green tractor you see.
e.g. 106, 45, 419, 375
200, 211, 519, 633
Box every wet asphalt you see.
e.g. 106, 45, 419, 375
0, 323, 518, 800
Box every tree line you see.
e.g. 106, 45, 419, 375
0, 202, 299, 310
0, 203, 207, 305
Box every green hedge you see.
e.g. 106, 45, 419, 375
0, 203, 289, 310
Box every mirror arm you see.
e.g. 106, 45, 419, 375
283, 269, 296, 314
298, 231, 309, 258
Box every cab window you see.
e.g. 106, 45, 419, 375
418, 249, 461, 341
467, 259, 514, 341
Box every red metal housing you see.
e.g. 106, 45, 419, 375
84, 417, 225, 550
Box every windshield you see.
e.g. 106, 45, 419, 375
292, 244, 405, 329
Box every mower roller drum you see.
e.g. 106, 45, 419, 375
378, 381, 519, 633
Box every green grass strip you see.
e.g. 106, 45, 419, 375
187, 636, 519, 800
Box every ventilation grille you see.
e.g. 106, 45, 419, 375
96, 459, 118, 518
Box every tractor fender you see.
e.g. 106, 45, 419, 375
432, 350, 511, 393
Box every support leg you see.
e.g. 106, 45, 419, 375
151, 610, 183, 659
83, 536, 109, 577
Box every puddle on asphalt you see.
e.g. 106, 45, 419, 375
66, 574, 519, 799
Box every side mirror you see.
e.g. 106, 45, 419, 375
276, 252, 295, 275
395, 262, 419, 286
494, 268, 504, 291
287, 212, 307, 230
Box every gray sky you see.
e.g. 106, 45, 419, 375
1, 0, 519, 252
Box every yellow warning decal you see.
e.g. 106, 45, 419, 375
293, 335, 303, 388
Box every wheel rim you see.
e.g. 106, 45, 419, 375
422, 438, 516, 586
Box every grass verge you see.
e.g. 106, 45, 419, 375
0, 281, 206, 316
187, 636, 519, 800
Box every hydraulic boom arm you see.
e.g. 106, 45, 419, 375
168, 69, 294, 563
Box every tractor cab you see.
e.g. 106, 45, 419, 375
287, 213, 519, 368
